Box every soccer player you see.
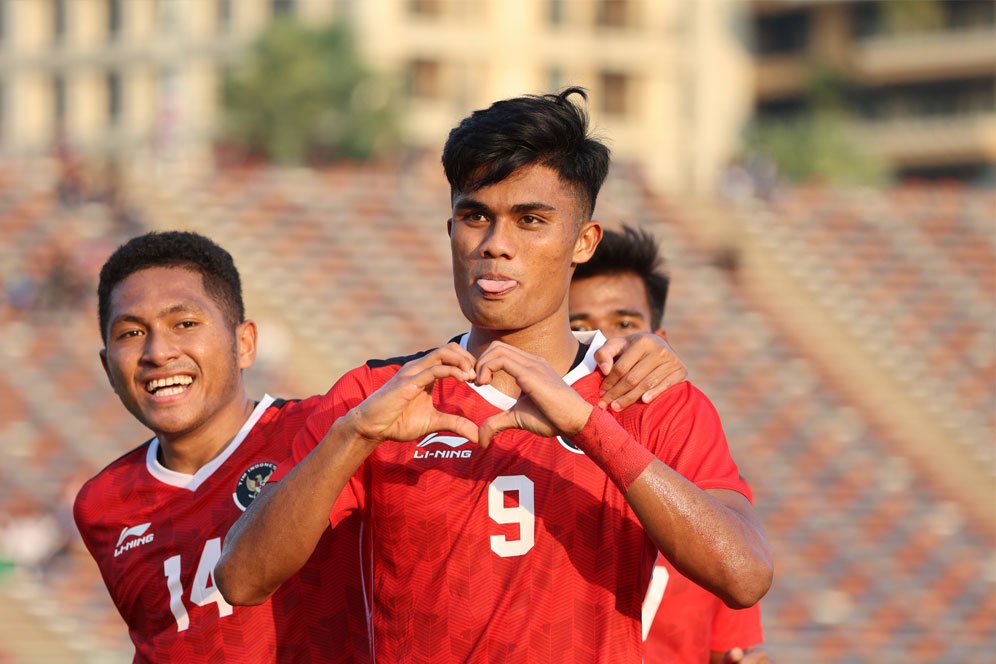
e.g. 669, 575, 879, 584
570, 226, 771, 664
217, 88, 773, 662
73, 232, 370, 663
75, 231, 686, 662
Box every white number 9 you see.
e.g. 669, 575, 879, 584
488, 475, 535, 557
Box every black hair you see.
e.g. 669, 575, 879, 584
573, 225, 669, 328
97, 231, 245, 343
441, 86, 610, 218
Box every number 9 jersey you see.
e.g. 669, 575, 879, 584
73, 395, 370, 663
275, 332, 752, 663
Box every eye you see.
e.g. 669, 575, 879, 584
520, 215, 542, 226
177, 320, 199, 330
570, 322, 593, 332
116, 329, 143, 341
618, 320, 633, 329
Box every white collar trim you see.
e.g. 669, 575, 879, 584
457, 331, 605, 410
145, 394, 276, 491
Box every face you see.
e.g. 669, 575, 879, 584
569, 272, 654, 339
100, 267, 256, 441
448, 163, 601, 333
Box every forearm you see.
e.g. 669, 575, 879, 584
626, 467, 772, 609
216, 413, 371, 605
571, 407, 771, 608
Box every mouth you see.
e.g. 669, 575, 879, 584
476, 274, 518, 297
144, 375, 194, 398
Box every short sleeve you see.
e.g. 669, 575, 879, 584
267, 367, 376, 527
642, 383, 752, 501
710, 600, 764, 654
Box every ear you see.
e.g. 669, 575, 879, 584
236, 320, 258, 370
654, 327, 669, 342
99, 348, 117, 392
572, 221, 602, 265
446, 218, 453, 237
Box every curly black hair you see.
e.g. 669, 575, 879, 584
97, 231, 245, 343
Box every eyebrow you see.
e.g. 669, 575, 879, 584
453, 198, 558, 215
109, 303, 204, 327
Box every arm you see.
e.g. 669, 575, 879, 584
216, 344, 479, 606
476, 342, 772, 609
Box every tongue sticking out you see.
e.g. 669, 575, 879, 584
477, 279, 517, 294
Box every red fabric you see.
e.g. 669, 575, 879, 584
74, 397, 369, 663
643, 557, 764, 663
571, 405, 656, 492
283, 338, 750, 663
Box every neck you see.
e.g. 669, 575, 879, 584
467, 314, 579, 398
156, 393, 256, 475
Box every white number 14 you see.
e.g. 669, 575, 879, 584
163, 537, 233, 631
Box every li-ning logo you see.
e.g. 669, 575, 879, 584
114, 522, 154, 557
413, 433, 473, 460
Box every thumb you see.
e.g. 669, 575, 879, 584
478, 410, 519, 449
432, 413, 480, 445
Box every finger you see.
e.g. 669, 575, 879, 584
722, 647, 745, 663
404, 343, 477, 378
475, 348, 536, 387
405, 363, 476, 393
431, 413, 479, 445
478, 411, 519, 449
598, 342, 642, 398
593, 337, 627, 375
637, 366, 687, 404
602, 355, 661, 411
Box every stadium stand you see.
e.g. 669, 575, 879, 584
1, 157, 992, 662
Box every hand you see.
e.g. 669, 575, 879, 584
347, 343, 479, 450
594, 330, 687, 411
475, 342, 594, 448
721, 646, 772, 664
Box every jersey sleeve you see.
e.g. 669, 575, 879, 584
710, 601, 765, 654
267, 366, 376, 528
643, 383, 752, 500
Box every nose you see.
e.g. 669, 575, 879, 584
141, 329, 180, 366
479, 219, 516, 260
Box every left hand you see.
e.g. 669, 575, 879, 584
595, 331, 687, 411
721, 647, 772, 664
474, 341, 593, 448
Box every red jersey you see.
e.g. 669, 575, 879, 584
282, 332, 750, 663
642, 558, 763, 663
74, 395, 370, 663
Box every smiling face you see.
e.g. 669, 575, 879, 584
569, 272, 655, 339
448, 163, 601, 335
100, 266, 255, 443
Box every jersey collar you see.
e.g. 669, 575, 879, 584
145, 394, 276, 491
457, 331, 605, 410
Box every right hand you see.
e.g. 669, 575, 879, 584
346, 343, 480, 451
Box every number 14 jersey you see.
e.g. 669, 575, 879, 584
284, 332, 751, 663
74, 395, 369, 663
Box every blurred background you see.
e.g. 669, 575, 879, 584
0, 0, 993, 661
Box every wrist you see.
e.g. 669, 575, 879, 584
570, 407, 655, 493
336, 408, 382, 457
561, 401, 594, 439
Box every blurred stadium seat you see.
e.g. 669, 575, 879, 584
0, 157, 992, 662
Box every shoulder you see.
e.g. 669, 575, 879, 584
73, 440, 152, 523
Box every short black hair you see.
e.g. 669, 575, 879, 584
573, 225, 669, 328
441, 86, 610, 218
97, 231, 245, 343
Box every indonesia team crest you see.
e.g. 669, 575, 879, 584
233, 462, 277, 511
